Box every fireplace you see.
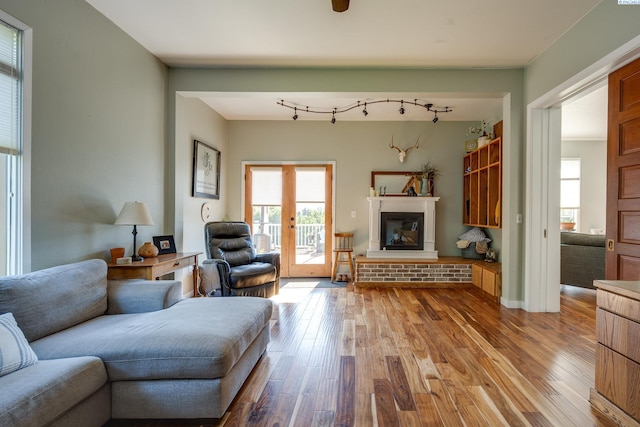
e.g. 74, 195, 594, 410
367, 196, 439, 259
380, 212, 424, 251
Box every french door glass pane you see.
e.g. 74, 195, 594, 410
295, 168, 325, 265
251, 168, 282, 254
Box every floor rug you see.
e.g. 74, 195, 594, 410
280, 278, 346, 289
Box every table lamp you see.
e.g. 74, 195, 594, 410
114, 201, 155, 262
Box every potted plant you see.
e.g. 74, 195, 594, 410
467, 120, 491, 147
560, 215, 576, 231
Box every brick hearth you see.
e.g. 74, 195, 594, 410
355, 256, 474, 289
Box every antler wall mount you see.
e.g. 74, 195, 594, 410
389, 136, 419, 163
277, 98, 452, 123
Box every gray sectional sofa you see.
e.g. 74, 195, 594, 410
0, 259, 273, 426
560, 231, 606, 289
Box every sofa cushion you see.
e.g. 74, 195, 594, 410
560, 231, 606, 247
30, 297, 273, 381
230, 262, 277, 289
0, 260, 107, 342
0, 313, 38, 377
0, 357, 107, 427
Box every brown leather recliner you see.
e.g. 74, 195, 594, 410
200, 221, 280, 297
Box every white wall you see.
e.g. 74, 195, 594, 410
561, 139, 606, 233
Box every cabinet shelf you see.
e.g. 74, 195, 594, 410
463, 137, 502, 228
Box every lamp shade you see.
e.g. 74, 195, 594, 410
114, 202, 155, 226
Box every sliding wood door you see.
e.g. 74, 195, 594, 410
606, 57, 640, 279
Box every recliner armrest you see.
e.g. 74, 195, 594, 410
106, 279, 183, 314
255, 252, 280, 271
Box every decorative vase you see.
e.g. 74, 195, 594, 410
138, 241, 159, 258
420, 177, 434, 196
110, 247, 125, 263
478, 135, 491, 147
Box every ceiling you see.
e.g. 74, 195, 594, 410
85, 0, 606, 136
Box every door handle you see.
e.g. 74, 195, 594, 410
607, 239, 614, 251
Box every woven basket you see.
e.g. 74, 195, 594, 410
461, 242, 485, 260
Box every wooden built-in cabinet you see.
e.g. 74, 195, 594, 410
590, 280, 640, 427
463, 137, 502, 228
471, 261, 501, 302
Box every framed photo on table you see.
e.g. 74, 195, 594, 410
192, 140, 220, 199
153, 235, 176, 255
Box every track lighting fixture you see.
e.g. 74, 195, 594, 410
277, 98, 451, 123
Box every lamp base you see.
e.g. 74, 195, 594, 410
132, 255, 144, 262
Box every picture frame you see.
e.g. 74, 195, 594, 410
153, 235, 176, 255
192, 140, 221, 199
371, 171, 421, 196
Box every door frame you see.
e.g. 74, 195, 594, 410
525, 36, 640, 312
241, 160, 336, 277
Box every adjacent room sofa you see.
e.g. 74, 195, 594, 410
0, 259, 272, 426
560, 231, 606, 289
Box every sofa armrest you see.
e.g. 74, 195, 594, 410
106, 279, 183, 314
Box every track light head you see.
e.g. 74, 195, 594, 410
432, 115, 439, 123
292, 108, 298, 120
331, 111, 336, 124
293, 114, 298, 120
399, 107, 405, 115
363, 108, 368, 116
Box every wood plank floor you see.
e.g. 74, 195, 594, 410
106, 284, 618, 427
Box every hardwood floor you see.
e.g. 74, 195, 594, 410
107, 284, 618, 427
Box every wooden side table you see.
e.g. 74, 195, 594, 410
107, 252, 201, 297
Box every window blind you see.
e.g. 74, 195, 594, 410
0, 21, 19, 156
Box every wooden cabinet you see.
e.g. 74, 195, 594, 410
471, 261, 501, 302
591, 280, 640, 426
463, 137, 502, 228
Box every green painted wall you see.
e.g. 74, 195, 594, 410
525, 1, 640, 103
0, 0, 168, 270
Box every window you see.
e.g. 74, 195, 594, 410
0, 15, 28, 276
560, 158, 580, 230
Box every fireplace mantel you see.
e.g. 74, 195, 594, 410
366, 196, 439, 259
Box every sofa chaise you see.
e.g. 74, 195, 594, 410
0, 259, 272, 426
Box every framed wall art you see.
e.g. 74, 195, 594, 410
192, 139, 221, 199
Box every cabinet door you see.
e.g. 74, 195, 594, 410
472, 264, 483, 288
482, 268, 497, 296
